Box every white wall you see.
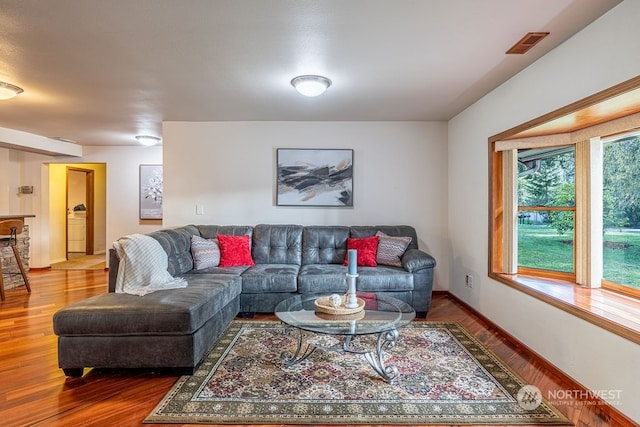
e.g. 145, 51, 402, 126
50, 145, 164, 266
0, 145, 163, 268
163, 121, 449, 290
448, 1, 640, 421
0, 148, 49, 268
0, 149, 35, 215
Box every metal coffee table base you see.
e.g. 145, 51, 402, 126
281, 327, 400, 383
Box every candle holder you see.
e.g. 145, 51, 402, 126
345, 273, 359, 308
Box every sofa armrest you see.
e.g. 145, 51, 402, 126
402, 249, 436, 272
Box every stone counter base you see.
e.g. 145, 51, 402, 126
1, 225, 30, 290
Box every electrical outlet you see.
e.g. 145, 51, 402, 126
465, 274, 473, 288
196, 204, 204, 215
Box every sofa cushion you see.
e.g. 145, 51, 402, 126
350, 225, 419, 251
148, 225, 199, 276
197, 225, 253, 240
191, 235, 220, 270
297, 264, 349, 294
375, 231, 412, 267
241, 264, 299, 293
298, 264, 414, 294
217, 234, 255, 267
252, 224, 303, 265
355, 266, 414, 291
53, 274, 242, 336
302, 226, 349, 265
188, 265, 250, 275
343, 236, 379, 267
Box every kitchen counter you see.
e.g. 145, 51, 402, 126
1, 214, 34, 291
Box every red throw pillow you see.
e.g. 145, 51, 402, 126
217, 234, 255, 267
343, 236, 379, 267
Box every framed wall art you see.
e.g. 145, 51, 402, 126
139, 164, 163, 219
276, 148, 353, 207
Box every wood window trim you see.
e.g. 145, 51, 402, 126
602, 280, 640, 300
518, 267, 575, 282
491, 76, 640, 143
490, 272, 640, 345
489, 75, 640, 346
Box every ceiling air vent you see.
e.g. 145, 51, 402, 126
506, 32, 550, 54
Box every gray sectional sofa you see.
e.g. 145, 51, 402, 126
53, 224, 435, 376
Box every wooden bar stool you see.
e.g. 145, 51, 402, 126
0, 219, 32, 301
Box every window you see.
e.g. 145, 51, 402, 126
495, 132, 640, 298
517, 147, 575, 277
601, 132, 640, 297
490, 76, 640, 300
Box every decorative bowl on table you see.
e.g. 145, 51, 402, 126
314, 294, 365, 315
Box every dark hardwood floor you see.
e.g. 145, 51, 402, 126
0, 269, 636, 427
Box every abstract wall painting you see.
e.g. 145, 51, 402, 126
139, 164, 163, 219
276, 148, 353, 207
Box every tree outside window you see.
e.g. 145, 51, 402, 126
602, 135, 640, 290
517, 149, 575, 274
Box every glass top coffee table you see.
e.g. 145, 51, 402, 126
275, 293, 415, 382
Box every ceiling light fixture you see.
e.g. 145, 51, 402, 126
0, 82, 24, 100
291, 75, 332, 97
135, 135, 161, 146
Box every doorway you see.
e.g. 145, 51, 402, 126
66, 167, 94, 259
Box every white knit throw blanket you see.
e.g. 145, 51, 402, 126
114, 234, 188, 296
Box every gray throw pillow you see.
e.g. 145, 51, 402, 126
191, 235, 220, 270
375, 231, 412, 267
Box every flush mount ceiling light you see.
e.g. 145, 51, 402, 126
135, 135, 161, 146
291, 75, 332, 97
0, 82, 24, 100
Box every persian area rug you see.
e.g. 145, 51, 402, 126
145, 321, 571, 425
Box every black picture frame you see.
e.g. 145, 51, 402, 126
276, 148, 353, 207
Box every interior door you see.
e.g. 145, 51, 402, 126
66, 167, 94, 259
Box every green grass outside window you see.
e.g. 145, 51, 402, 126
518, 224, 640, 289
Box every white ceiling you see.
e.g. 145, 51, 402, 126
0, 0, 622, 147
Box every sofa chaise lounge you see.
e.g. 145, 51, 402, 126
53, 224, 436, 376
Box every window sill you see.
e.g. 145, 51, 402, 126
490, 273, 640, 345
